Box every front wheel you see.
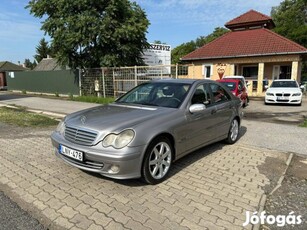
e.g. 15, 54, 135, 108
225, 119, 239, 144
142, 137, 173, 184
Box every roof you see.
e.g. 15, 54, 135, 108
33, 58, 68, 71
181, 28, 307, 61
217, 79, 240, 83
0, 61, 27, 71
225, 10, 275, 30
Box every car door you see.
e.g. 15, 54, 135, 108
177, 83, 220, 156
209, 83, 234, 139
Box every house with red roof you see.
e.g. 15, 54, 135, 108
181, 10, 307, 96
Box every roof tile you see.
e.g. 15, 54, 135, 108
225, 9, 272, 27
181, 28, 307, 61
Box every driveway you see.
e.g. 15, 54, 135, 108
0, 122, 290, 230
240, 98, 307, 156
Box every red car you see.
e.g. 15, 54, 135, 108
217, 79, 248, 107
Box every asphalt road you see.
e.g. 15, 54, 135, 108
0, 191, 45, 230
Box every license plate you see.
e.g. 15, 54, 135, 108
277, 97, 289, 100
59, 145, 83, 161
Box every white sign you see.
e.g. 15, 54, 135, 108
142, 43, 171, 74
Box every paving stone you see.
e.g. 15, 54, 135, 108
79, 194, 98, 206
126, 209, 149, 224
57, 206, 78, 219
87, 223, 104, 230
70, 213, 94, 230
54, 216, 74, 229
88, 211, 112, 227
63, 195, 83, 208
105, 221, 127, 230
46, 197, 65, 210
42, 207, 60, 221
108, 210, 131, 225
75, 202, 96, 216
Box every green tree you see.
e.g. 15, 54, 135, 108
27, 0, 150, 69
171, 41, 196, 64
271, 0, 307, 47
271, 0, 307, 81
24, 59, 37, 69
171, 27, 228, 64
34, 38, 51, 63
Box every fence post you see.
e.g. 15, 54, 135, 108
176, 64, 178, 79
102, 68, 106, 98
160, 66, 163, 79
134, 66, 137, 87
113, 68, 116, 97
78, 68, 82, 96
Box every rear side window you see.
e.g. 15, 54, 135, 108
191, 84, 211, 106
209, 83, 231, 104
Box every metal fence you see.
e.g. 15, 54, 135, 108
81, 64, 192, 98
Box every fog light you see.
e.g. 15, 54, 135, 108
109, 165, 120, 174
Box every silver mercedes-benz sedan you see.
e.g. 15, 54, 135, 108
51, 79, 243, 184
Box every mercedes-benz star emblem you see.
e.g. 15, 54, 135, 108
80, 115, 86, 124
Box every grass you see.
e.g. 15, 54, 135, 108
71, 96, 115, 104
0, 107, 59, 127
299, 119, 307, 128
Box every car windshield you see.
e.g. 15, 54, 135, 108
116, 82, 191, 108
271, 81, 298, 88
220, 82, 236, 91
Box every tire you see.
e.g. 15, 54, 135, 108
142, 137, 173, 184
225, 119, 239, 144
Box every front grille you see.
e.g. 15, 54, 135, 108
64, 126, 98, 146
276, 93, 290, 97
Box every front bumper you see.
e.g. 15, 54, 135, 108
51, 131, 146, 179
265, 95, 302, 104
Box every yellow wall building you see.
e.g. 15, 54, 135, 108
181, 10, 307, 96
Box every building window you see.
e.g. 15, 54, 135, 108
242, 66, 258, 79
279, 66, 292, 79
202, 64, 212, 79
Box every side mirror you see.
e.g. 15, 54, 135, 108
264, 85, 269, 90
246, 82, 251, 86
189, 104, 206, 113
300, 85, 305, 89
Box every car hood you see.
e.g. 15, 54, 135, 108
65, 103, 175, 133
267, 87, 301, 94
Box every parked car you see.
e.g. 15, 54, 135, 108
265, 79, 302, 106
222, 75, 250, 88
217, 79, 248, 107
222, 75, 250, 103
51, 79, 243, 184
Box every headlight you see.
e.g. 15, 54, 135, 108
292, 93, 301, 96
102, 129, 135, 149
266, 93, 274, 96
56, 119, 65, 135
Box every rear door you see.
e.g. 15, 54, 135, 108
209, 83, 234, 138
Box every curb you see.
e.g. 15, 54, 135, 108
0, 103, 66, 120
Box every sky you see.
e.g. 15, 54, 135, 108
0, 0, 284, 64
